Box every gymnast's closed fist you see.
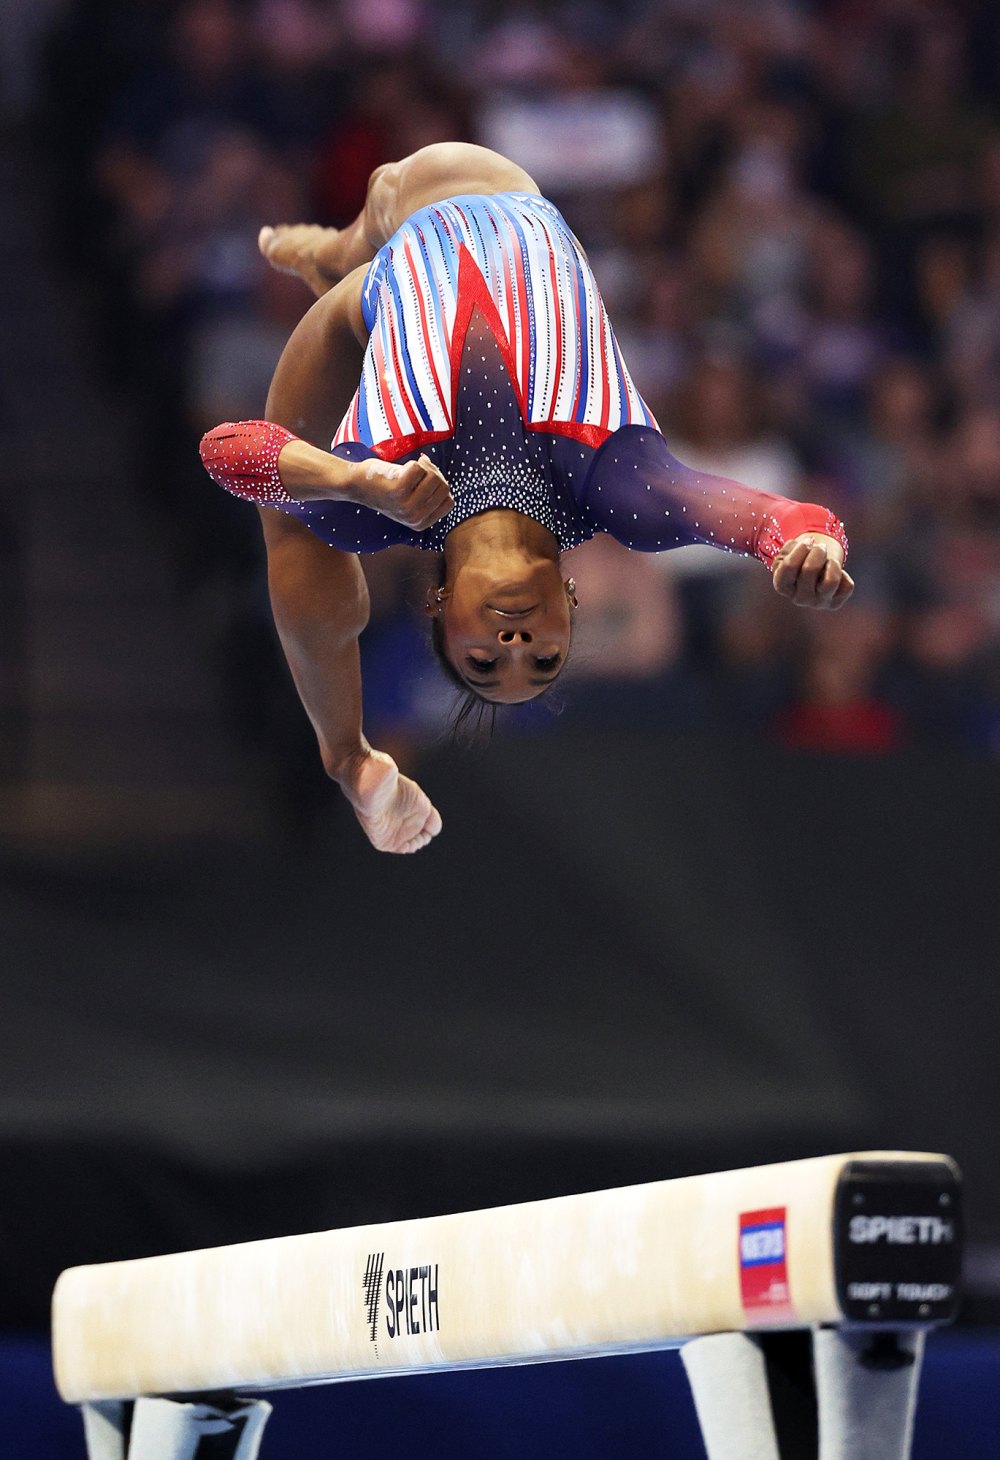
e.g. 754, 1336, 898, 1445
346, 454, 454, 532
771, 534, 855, 611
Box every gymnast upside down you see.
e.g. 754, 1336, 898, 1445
200, 142, 853, 855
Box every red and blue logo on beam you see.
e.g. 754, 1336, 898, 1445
739, 1208, 795, 1323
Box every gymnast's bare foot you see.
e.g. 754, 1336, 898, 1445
258, 224, 345, 297
339, 748, 442, 854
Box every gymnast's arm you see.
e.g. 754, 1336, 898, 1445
583, 427, 854, 609
199, 272, 452, 526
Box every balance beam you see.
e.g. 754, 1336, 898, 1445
53, 1150, 960, 1411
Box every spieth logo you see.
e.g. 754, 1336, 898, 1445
363, 1253, 440, 1356
363, 1252, 385, 1352
848, 1215, 954, 1245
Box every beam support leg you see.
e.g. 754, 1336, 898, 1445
682, 1328, 924, 1460
82, 1397, 272, 1460
681, 1333, 782, 1460
82, 1402, 129, 1460
813, 1328, 924, 1460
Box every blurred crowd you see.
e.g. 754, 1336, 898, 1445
36, 0, 1000, 771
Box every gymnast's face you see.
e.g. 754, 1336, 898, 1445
432, 559, 575, 704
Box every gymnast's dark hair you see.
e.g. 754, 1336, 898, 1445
429, 612, 499, 742
424, 555, 497, 741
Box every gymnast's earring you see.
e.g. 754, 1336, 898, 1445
564, 577, 579, 609
424, 586, 450, 616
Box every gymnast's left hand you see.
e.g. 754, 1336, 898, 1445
338, 748, 442, 854
346, 454, 454, 532
771, 534, 854, 610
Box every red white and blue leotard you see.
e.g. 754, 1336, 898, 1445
202, 192, 846, 564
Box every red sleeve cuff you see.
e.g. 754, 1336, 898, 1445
199, 421, 302, 505
754, 500, 848, 570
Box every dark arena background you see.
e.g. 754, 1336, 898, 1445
3, 1, 1000, 1455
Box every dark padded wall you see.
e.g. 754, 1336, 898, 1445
2, 733, 997, 1326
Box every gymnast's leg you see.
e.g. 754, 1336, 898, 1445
259, 142, 538, 296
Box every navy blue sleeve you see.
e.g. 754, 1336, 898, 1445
579, 425, 846, 566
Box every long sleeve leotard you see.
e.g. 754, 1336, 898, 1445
201, 191, 845, 566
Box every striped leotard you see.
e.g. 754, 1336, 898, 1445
338, 191, 655, 454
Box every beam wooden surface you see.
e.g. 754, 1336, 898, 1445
53, 1151, 957, 1403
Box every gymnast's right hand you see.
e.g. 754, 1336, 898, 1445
346, 454, 453, 532
338, 748, 442, 854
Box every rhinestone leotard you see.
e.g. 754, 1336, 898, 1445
208, 191, 846, 565
287, 304, 845, 567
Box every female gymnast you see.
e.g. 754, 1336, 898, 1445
200, 143, 853, 855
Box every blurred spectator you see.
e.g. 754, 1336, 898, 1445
774, 606, 906, 755
313, 59, 469, 225
794, 217, 885, 431
477, 34, 663, 195
564, 535, 683, 680
828, 357, 940, 537
557, 536, 701, 731
847, 11, 992, 240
